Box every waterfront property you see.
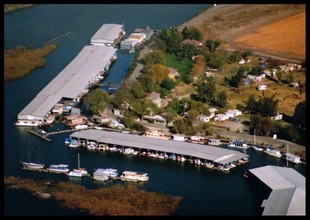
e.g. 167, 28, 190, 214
15, 24, 122, 127
249, 165, 305, 215
70, 129, 249, 167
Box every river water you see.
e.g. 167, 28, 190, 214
4, 4, 305, 216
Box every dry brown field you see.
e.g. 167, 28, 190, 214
235, 12, 305, 57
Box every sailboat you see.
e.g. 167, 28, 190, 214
20, 137, 45, 170
67, 153, 88, 177
251, 129, 264, 152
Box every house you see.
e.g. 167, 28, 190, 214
208, 108, 218, 118
143, 115, 166, 124
257, 85, 267, 91
271, 114, 283, 120
247, 74, 266, 82
239, 59, 246, 65
52, 103, 64, 116
181, 39, 203, 47
146, 92, 162, 107
168, 68, 179, 79
197, 115, 211, 123
173, 134, 186, 141
214, 113, 229, 121
127, 33, 146, 45
120, 40, 134, 50
144, 130, 171, 139
189, 136, 206, 144
226, 109, 242, 118
134, 26, 154, 40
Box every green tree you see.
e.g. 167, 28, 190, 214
207, 55, 225, 69
196, 77, 216, 104
216, 90, 227, 108
205, 39, 221, 53
257, 95, 278, 117
249, 66, 263, 76
131, 81, 145, 98
181, 27, 202, 41
229, 51, 242, 63
179, 44, 197, 60
138, 74, 155, 92
144, 50, 164, 66
287, 72, 294, 84
159, 27, 183, 54
161, 78, 176, 91
245, 94, 257, 114
173, 118, 191, 134
242, 49, 253, 59
81, 89, 110, 115
167, 98, 182, 114
144, 64, 170, 84
276, 69, 282, 82
260, 117, 274, 136
293, 100, 306, 128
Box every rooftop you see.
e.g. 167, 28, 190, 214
249, 165, 305, 215
70, 129, 249, 165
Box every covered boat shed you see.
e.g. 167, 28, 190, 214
17, 45, 117, 126
70, 129, 249, 166
249, 165, 305, 215
90, 23, 124, 46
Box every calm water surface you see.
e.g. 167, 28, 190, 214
4, 4, 305, 216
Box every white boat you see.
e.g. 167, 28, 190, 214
21, 137, 45, 170
251, 129, 263, 151
47, 164, 69, 173
120, 171, 149, 182
283, 153, 301, 164
265, 147, 282, 158
21, 161, 45, 170
227, 140, 249, 149
92, 168, 117, 181
98, 168, 118, 178
252, 145, 264, 151
68, 153, 88, 177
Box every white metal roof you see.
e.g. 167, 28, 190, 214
18, 45, 116, 119
70, 129, 249, 165
91, 24, 123, 44
249, 165, 305, 215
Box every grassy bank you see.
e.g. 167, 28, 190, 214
4, 44, 58, 81
4, 176, 182, 216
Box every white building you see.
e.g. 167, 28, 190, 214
258, 85, 267, 91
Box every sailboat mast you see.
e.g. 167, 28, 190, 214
78, 153, 80, 169
287, 144, 289, 167
254, 129, 256, 145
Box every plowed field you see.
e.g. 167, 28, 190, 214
235, 12, 305, 57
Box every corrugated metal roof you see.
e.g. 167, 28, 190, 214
70, 129, 248, 165
91, 24, 123, 44
249, 165, 305, 215
18, 45, 116, 119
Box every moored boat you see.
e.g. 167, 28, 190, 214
227, 140, 249, 149
67, 153, 88, 177
252, 145, 264, 152
265, 147, 282, 158
282, 152, 301, 164
47, 164, 69, 173
120, 171, 149, 182
21, 161, 45, 170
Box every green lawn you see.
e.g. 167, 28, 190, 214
163, 53, 193, 76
